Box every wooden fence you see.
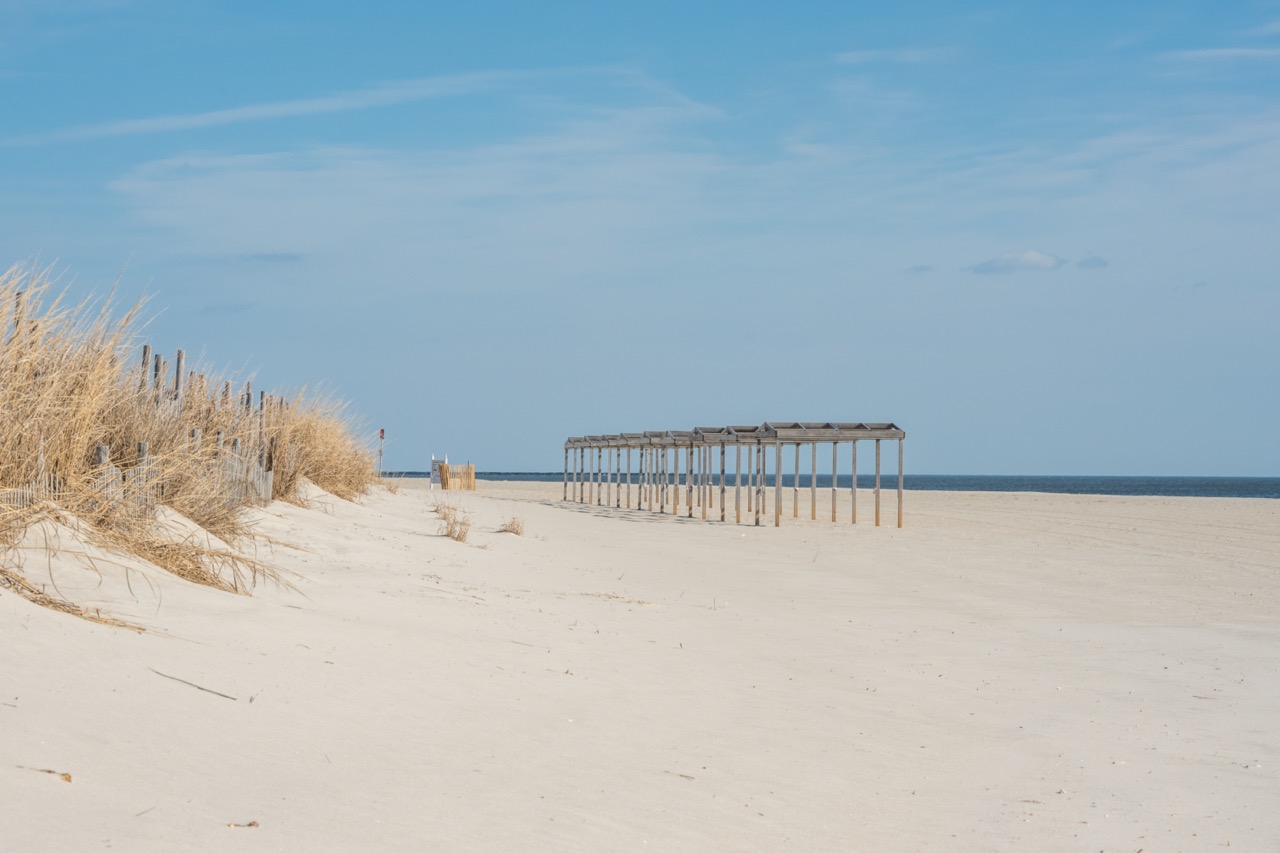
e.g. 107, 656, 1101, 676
437, 463, 475, 491
1, 346, 277, 512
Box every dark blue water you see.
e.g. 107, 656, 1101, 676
383, 472, 1280, 499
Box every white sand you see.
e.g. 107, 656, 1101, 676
3, 481, 1278, 851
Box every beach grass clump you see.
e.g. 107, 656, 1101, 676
434, 501, 470, 542
0, 263, 373, 611
497, 517, 524, 535
268, 392, 377, 504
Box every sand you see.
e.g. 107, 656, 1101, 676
2, 480, 1278, 851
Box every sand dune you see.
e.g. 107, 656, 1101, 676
3, 481, 1278, 850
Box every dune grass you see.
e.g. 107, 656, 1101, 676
0, 263, 377, 614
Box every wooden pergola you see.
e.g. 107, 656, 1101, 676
562, 422, 906, 527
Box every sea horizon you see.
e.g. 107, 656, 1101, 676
381, 472, 1280, 500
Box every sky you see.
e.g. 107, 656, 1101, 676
2, 1, 1278, 475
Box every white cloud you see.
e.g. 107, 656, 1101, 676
967, 250, 1067, 275
1, 71, 523, 145
836, 48, 948, 64
1164, 47, 1280, 61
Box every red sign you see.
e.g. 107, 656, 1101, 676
379, 428, 385, 440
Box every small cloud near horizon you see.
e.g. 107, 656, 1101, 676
1164, 47, 1280, 61
967, 249, 1066, 275
242, 252, 304, 264
836, 48, 947, 64
1076, 255, 1109, 269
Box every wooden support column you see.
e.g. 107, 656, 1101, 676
898, 438, 905, 529
673, 447, 681, 516
810, 441, 817, 520
640, 448, 647, 509
793, 443, 800, 518
851, 441, 858, 524
831, 442, 838, 522
753, 443, 762, 527
597, 447, 603, 506
615, 446, 622, 509
685, 446, 693, 518
774, 442, 783, 527
701, 447, 708, 520
735, 444, 742, 524
720, 444, 727, 522
563, 448, 569, 500
626, 448, 632, 508
658, 449, 665, 514
875, 439, 882, 527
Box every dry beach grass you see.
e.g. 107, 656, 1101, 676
0, 264, 377, 615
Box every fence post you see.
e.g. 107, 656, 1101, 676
174, 349, 185, 406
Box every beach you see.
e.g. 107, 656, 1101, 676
3, 481, 1278, 851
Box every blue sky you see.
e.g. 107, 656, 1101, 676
3, 1, 1278, 474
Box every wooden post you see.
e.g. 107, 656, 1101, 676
747, 445, 754, 513
13, 290, 24, 339
685, 445, 693, 518
658, 448, 665, 514
96, 444, 109, 467
673, 447, 681, 517
191, 427, 202, 451
626, 448, 632, 508
140, 344, 151, 391
831, 442, 838, 522
898, 438, 904, 529
775, 442, 783, 527
136, 441, 150, 505
563, 448, 569, 500
153, 353, 163, 401
810, 441, 817, 520
597, 446, 603, 506
793, 442, 800, 518
615, 445, 621, 509
258, 390, 267, 466
753, 443, 762, 527
735, 444, 742, 524
174, 349, 186, 405
875, 439, 882, 527
851, 441, 858, 524
701, 446, 708, 520
719, 444, 726, 522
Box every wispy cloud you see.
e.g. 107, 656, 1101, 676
1, 71, 523, 146
241, 252, 304, 264
1246, 20, 1280, 37
1164, 47, 1280, 61
967, 250, 1066, 275
836, 48, 949, 64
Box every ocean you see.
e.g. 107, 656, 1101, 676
383, 472, 1280, 500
